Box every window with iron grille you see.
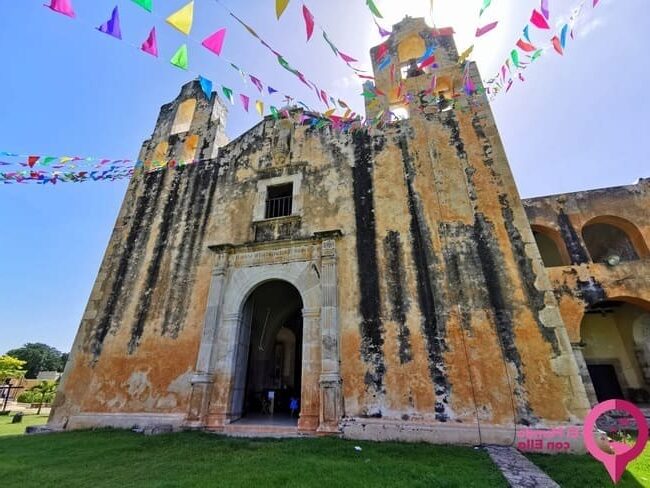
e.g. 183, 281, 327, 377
265, 183, 293, 219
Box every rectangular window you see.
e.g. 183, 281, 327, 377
265, 183, 293, 219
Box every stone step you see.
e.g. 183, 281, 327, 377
220, 423, 305, 438
485, 445, 560, 488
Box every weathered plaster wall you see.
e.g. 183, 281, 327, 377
51, 21, 596, 438
523, 179, 650, 343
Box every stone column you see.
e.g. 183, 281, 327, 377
185, 253, 229, 427
572, 343, 598, 407
299, 307, 322, 432
207, 311, 243, 426
318, 238, 343, 433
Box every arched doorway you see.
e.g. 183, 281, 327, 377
580, 299, 650, 404
231, 280, 304, 425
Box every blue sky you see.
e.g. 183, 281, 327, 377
0, 0, 647, 353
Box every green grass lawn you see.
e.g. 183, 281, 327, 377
0, 412, 48, 436
528, 444, 650, 487
0, 430, 507, 487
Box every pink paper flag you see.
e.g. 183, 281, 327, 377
475, 21, 498, 37
338, 51, 358, 63
541, 0, 550, 20
240, 94, 250, 112
202, 28, 227, 56
593, 0, 600, 6
551, 36, 563, 55
45, 0, 75, 18
303, 5, 315, 41
530, 9, 550, 29
141, 27, 158, 57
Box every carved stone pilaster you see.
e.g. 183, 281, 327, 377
299, 308, 322, 432
318, 238, 343, 432
184, 252, 229, 426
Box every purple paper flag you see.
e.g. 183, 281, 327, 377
541, 0, 550, 20
268, 86, 278, 95
374, 19, 391, 37
249, 75, 263, 92
98, 6, 122, 39
475, 21, 498, 37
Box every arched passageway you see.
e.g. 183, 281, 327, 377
580, 299, 650, 404
581, 217, 648, 264
232, 280, 304, 425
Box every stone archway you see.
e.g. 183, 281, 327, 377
579, 298, 650, 404
185, 236, 343, 434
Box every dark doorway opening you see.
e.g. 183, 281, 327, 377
587, 364, 624, 402
235, 280, 303, 425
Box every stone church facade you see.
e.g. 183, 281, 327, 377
49, 18, 649, 444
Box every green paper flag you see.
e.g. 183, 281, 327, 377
42, 156, 57, 166
270, 106, 279, 119
222, 86, 234, 104
479, 0, 491, 16
132, 0, 152, 12
170, 44, 189, 70
531, 49, 543, 62
366, 0, 383, 18
510, 49, 520, 68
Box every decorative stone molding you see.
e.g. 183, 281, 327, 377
191, 232, 343, 432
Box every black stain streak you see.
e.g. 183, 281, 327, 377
474, 213, 535, 425
383, 231, 412, 364
499, 195, 560, 355
397, 134, 449, 421
89, 172, 165, 360
128, 169, 183, 354
470, 112, 560, 355
557, 209, 589, 265
351, 130, 386, 399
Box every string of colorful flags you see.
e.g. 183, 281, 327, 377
211, 0, 355, 111
485, 0, 601, 97
274, 1, 366, 76
44, 0, 343, 118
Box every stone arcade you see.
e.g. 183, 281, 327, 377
49, 18, 649, 443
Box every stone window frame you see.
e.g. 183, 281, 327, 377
253, 173, 303, 222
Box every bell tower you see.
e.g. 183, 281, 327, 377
358, 16, 592, 427
365, 17, 463, 121
138, 79, 229, 169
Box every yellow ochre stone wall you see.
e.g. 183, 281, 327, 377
51, 18, 649, 443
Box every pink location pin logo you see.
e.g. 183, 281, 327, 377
583, 399, 649, 484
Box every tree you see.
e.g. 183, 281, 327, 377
0, 355, 26, 381
28, 381, 57, 415
5, 343, 65, 379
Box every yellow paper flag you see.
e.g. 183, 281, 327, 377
166, 1, 194, 35
255, 100, 264, 116
276, 0, 290, 19
323, 108, 336, 118
458, 44, 474, 64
